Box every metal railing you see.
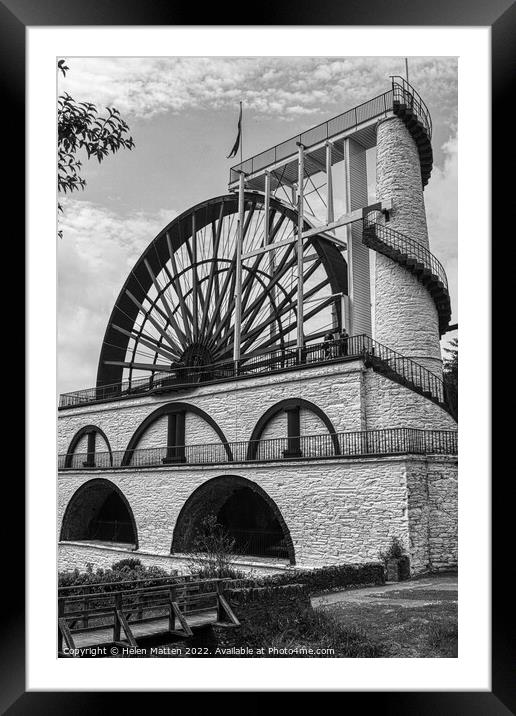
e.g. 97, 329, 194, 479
358, 335, 447, 405
58, 427, 457, 471
229, 77, 432, 184
229, 89, 394, 183
363, 212, 448, 290
59, 334, 449, 412
59, 337, 356, 408
89, 519, 135, 543
229, 529, 290, 560
391, 75, 432, 139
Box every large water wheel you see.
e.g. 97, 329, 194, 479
97, 192, 348, 389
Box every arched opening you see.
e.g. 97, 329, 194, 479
172, 475, 295, 564
247, 398, 340, 460
65, 425, 113, 468
60, 479, 138, 547
122, 402, 232, 466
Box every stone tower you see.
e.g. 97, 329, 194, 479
375, 116, 443, 378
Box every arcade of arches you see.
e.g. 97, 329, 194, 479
60, 476, 295, 564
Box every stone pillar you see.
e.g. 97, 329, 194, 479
375, 117, 442, 378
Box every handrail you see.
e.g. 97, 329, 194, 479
59, 337, 353, 408
228, 77, 432, 184
358, 334, 447, 404
390, 75, 432, 138
59, 577, 223, 600
59, 334, 449, 410
58, 427, 457, 470
58, 574, 186, 592
229, 89, 394, 182
363, 212, 448, 290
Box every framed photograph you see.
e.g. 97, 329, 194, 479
8, 0, 508, 708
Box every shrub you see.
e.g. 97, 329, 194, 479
58, 560, 173, 594
379, 536, 406, 564
192, 563, 248, 580
230, 563, 384, 593
186, 514, 248, 580
110, 558, 143, 571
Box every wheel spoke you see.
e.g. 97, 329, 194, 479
104, 360, 175, 373
240, 273, 327, 352
199, 204, 224, 336
166, 232, 194, 343
144, 258, 188, 348
240, 241, 299, 333
242, 294, 336, 353
240, 212, 285, 314
111, 324, 179, 363
213, 202, 257, 341
124, 288, 184, 355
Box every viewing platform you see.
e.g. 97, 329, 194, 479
59, 334, 452, 414
228, 76, 433, 192
58, 427, 458, 472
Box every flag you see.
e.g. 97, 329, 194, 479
227, 102, 242, 159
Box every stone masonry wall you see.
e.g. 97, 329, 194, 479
58, 454, 457, 576
58, 361, 366, 456
427, 461, 458, 570
405, 456, 458, 573
59, 357, 455, 465
364, 371, 457, 431
375, 117, 443, 378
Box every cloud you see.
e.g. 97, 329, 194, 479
425, 134, 458, 323
59, 56, 457, 126
58, 199, 178, 392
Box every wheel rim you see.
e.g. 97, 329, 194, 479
97, 192, 348, 388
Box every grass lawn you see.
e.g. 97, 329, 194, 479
315, 576, 458, 658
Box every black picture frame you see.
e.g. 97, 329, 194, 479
7, 0, 508, 709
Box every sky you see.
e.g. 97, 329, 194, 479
58, 56, 457, 394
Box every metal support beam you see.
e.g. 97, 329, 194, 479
343, 139, 354, 335
326, 142, 334, 226
264, 171, 276, 341
240, 199, 392, 261
303, 291, 344, 306
341, 293, 347, 332
264, 171, 271, 243
233, 171, 245, 363
191, 212, 198, 340
296, 143, 305, 352
242, 235, 297, 260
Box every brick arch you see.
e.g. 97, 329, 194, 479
171, 475, 295, 565
60, 478, 138, 548
121, 402, 232, 466
247, 398, 340, 459
64, 425, 113, 468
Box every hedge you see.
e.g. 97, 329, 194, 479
229, 562, 384, 593
58, 558, 177, 595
